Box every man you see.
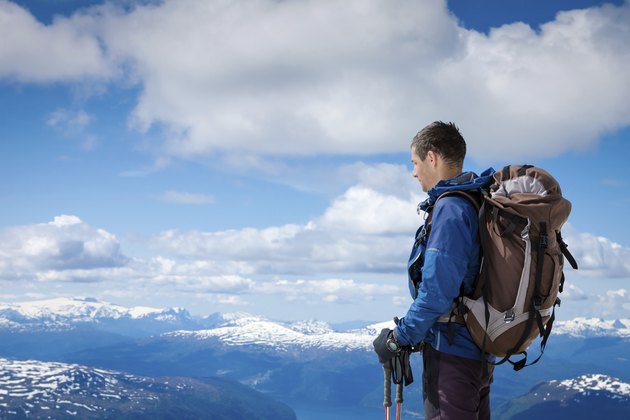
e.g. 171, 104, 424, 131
374, 121, 495, 419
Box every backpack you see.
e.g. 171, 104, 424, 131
435, 165, 578, 370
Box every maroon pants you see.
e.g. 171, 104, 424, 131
422, 345, 494, 420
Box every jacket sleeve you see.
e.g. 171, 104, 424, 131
394, 196, 478, 346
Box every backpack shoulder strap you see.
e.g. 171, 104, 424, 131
425, 190, 483, 236
435, 190, 482, 213
429, 189, 485, 343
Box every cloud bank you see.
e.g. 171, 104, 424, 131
2, 0, 630, 161
1, 164, 628, 312
0, 215, 127, 281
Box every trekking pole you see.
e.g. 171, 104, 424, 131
383, 360, 392, 420
395, 382, 403, 420
390, 317, 402, 420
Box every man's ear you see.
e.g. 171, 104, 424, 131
427, 150, 440, 167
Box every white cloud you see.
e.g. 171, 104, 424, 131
599, 289, 630, 318
561, 283, 588, 301
0, 0, 112, 82
46, 108, 98, 149
209, 294, 249, 306
47, 109, 93, 133
145, 165, 630, 282
3, 0, 630, 161
314, 163, 425, 235
562, 224, 630, 277
0, 215, 128, 279
339, 162, 421, 201
439, 5, 630, 160
151, 202, 417, 275
153, 225, 312, 274
160, 191, 215, 205
606, 289, 627, 300
252, 277, 401, 306
140, 257, 254, 293
1, 164, 629, 313
0, 215, 257, 296
255, 278, 398, 298
150, 163, 422, 275
32, 266, 135, 283
153, 224, 310, 262
0, 165, 419, 305
94, 0, 457, 157
317, 185, 419, 235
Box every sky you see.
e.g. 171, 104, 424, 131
1, 0, 629, 323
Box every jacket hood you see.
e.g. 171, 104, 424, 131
419, 168, 495, 212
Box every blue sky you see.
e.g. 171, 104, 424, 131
1, 0, 629, 322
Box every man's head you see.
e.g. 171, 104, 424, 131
410, 121, 466, 192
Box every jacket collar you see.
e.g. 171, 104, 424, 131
418, 168, 495, 213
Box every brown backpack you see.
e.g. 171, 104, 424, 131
439, 165, 578, 370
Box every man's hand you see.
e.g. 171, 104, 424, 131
373, 328, 401, 364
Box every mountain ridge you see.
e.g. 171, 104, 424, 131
2, 296, 629, 342
0, 357, 297, 419
493, 373, 630, 420
0, 297, 195, 335
1, 297, 629, 417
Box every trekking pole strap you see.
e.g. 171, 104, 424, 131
392, 349, 414, 386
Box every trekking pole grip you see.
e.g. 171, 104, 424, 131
395, 382, 403, 404
383, 361, 392, 408
395, 382, 403, 420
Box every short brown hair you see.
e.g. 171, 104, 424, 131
411, 121, 466, 168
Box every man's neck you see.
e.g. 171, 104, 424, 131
438, 166, 462, 182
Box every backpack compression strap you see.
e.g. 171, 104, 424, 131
498, 221, 552, 371
498, 224, 579, 371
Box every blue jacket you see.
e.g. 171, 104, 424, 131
394, 169, 494, 360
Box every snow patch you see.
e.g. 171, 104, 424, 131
558, 374, 630, 397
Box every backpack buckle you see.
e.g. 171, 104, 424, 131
540, 232, 548, 248
533, 296, 542, 311
504, 309, 515, 323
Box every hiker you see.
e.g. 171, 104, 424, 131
373, 121, 495, 420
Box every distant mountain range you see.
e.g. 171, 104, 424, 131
0, 357, 296, 419
0, 297, 199, 335
1, 297, 629, 419
2, 296, 628, 344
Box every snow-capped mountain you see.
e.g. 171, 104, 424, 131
0, 297, 196, 334
493, 374, 630, 419
1, 297, 630, 416
51, 312, 385, 406
0, 357, 158, 416
2, 297, 629, 343
0, 297, 386, 358
0, 357, 296, 419
553, 317, 630, 338
163, 312, 382, 355
557, 373, 630, 397
153, 314, 630, 360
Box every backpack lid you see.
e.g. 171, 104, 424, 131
491, 165, 563, 199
